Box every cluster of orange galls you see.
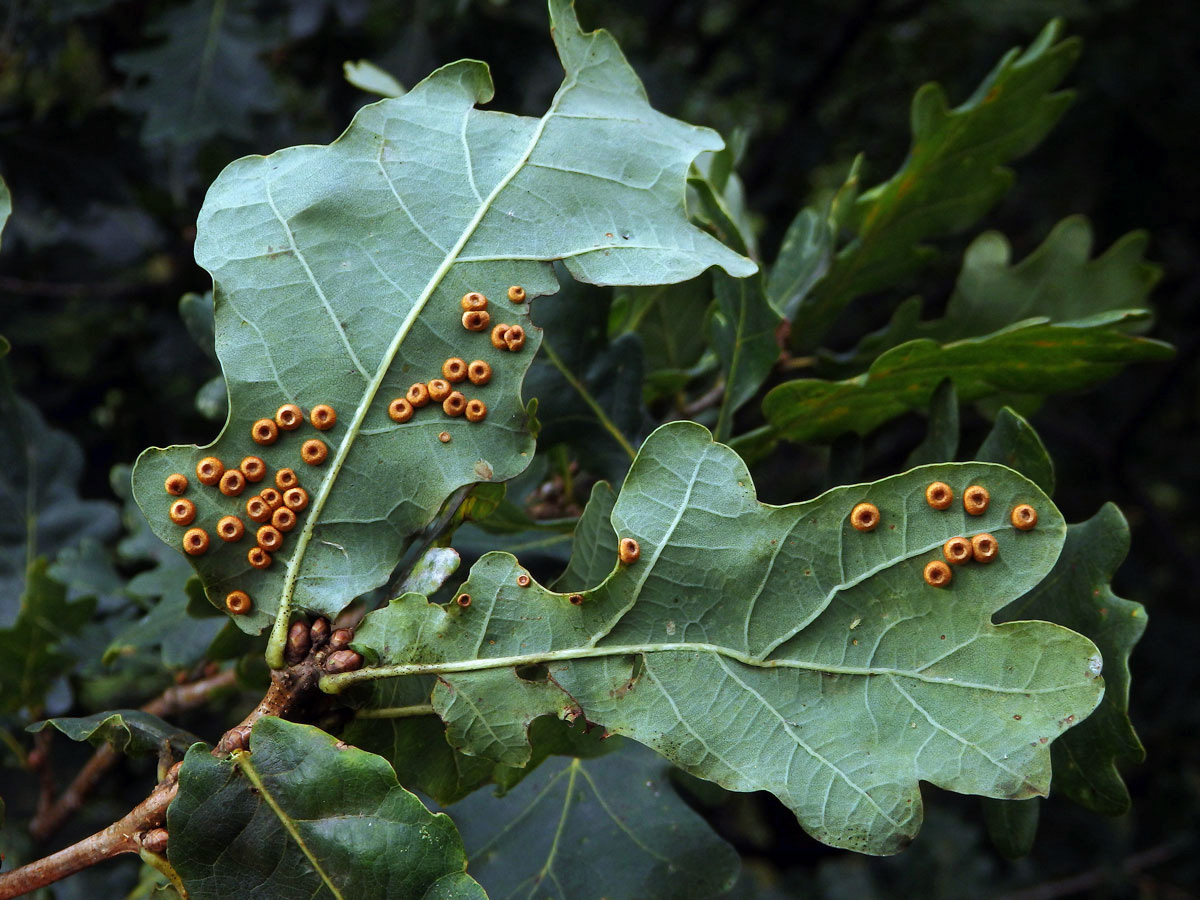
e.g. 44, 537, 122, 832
848, 481, 1039, 589
387, 287, 527, 431
163, 401, 337, 615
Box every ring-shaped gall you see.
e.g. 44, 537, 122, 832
850, 502, 880, 532
196, 457, 224, 485
963, 485, 990, 516
923, 560, 952, 587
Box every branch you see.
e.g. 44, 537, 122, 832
0, 771, 179, 899
28, 667, 239, 843
1, 619, 357, 898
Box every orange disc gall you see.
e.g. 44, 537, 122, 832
275, 403, 303, 431
275, 468, 298, 490
257, 525, 283, 552
217, 516, 245, 542
618, 538, 641, 564
442, 391, 467, 417
182, 527, 210, 556
971, 533, 999, 563
260, 488, 283, 510
251, 419, 278, 445
925, 481, 953, 510
168, 498, 196, 526
942, 536, 972, 565
301, 439, 328, 466
507, 285, 526, 303
963, 485, 990, 516
240, 456, 266, 483
427, 379, 451, 402
460, 292, 488, 311
219, 469, 246, 497
245, 496, 271, 523
467, 360, 492, 386
310, 404, 337, 430
225, 590, 252, 615
442, 358, 467, 383
165, 473, 188, 496
850, 502, 880, 532
923, 560, 952, 587
464, 398, 487, 422
462, 309, 490, 332
196, 457, 224, 485
247, 546, 271, 569
272, 506, 297, 532
388, 397, 414, 422
283, 487, 309, 512
1011, 504, 1038, 531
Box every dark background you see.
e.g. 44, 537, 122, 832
1, 1, 1196, 896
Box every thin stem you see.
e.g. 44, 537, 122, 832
0, 777, 178, 900
29, 667, 239, 843
353, 704, 435, 720
538, 337, 637, 460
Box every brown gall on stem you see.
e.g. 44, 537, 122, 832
455, 593, 471, 607
618, 537, 641, 564
462, 309, 490, 331
850, 502, 880, 532
407, 382, 430, 408
1011, 504, 1038, 530
442, 358, 467, 382
329, 628, 353, 651
260, 488, 283, 510
388, 397, 414, 422
272, 507, 297, 532
247, 546, 272, 569
507, 285, 526, 303
516, 573, 531, 588
942, 536, 972, 565
256, 525, 283, 552
438, 431, 451, 443
245, 496, 271, 523
240, 456, 266, 483
168, 498, 196, 526
283, 486, 309, 512
301, 438, 328, 465
971, 533, 999, 563
165, 473, 188, 495
461, 291, 488, 311
285, 620, 311, 664
443, 391, 467, 417
309, 618, 331, 647
464, 398, 487, 422
182, 527, 210, 556
924, 559, 952, 587
427, 379, 451, 402
310, 404, 337, 430
219, 468, 246, 497
225, 590, 252, 615
275, 468, 298, 490
217, 515, 245, 542
224, 724, 252, 753
963, 484, 990, 516
196, 456, 224, 485
467, 360, 492, 385
141, 828, 169, 855
251, 418, 279, 445
925, 481, 953, 510
324, 649, 363, 674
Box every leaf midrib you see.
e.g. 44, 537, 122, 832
322, 632, 1083, 695
233, 750, 346, 900
267, 67, 580, 667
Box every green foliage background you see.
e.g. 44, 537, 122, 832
1, 0, 1197, 896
